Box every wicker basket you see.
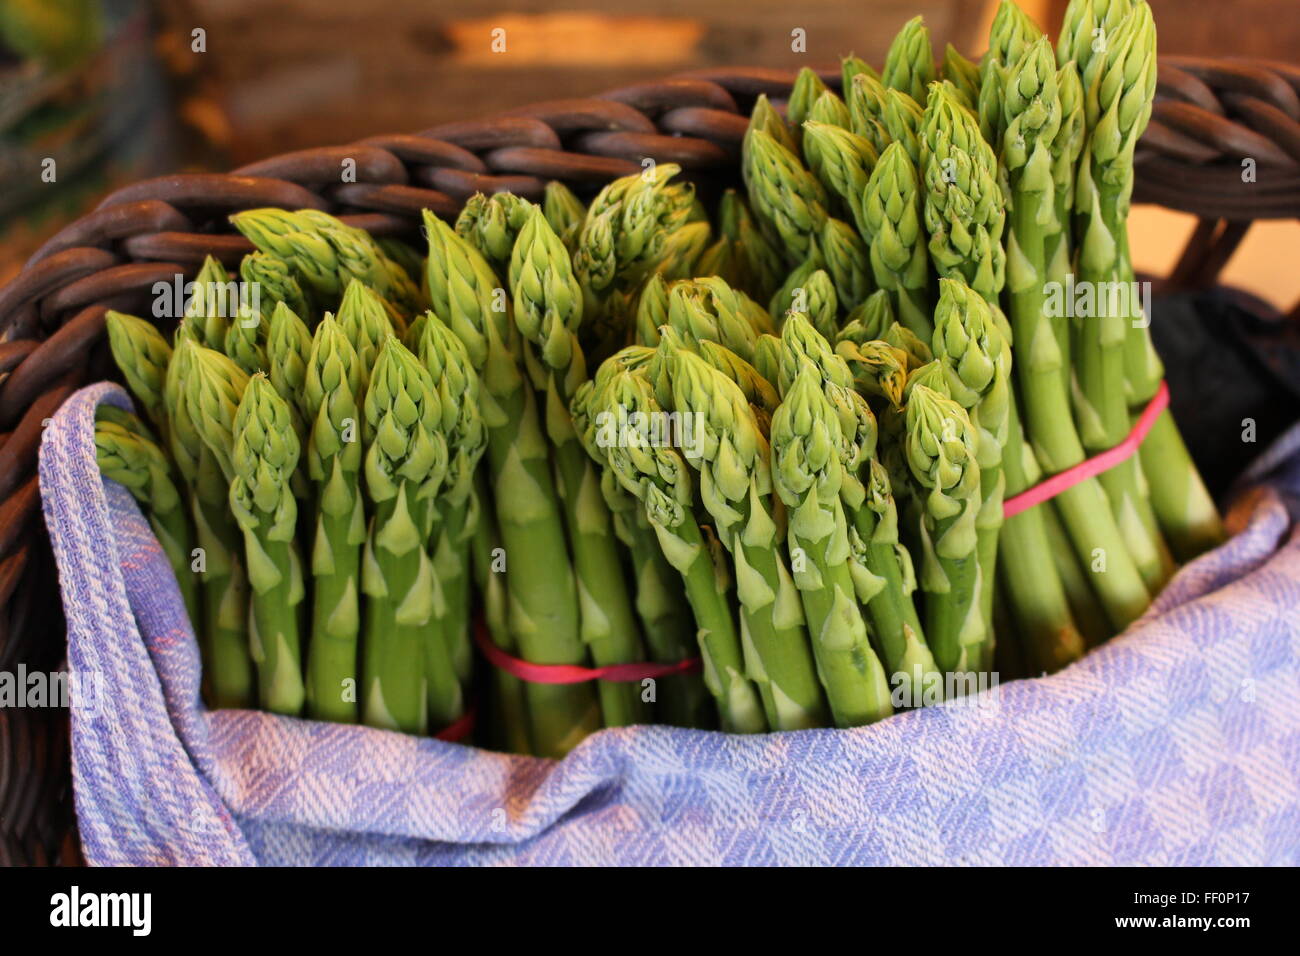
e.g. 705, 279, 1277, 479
2, 56, 1298, 867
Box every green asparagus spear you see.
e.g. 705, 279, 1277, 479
1002, 37, 1151, 631
543, 180, 587, 256
742, 126, 828, 268
425, 210, 598, 756
166, 329, 253, 707
183, 340, 268, 709
788, 67, 831, 134
228, 375, 307, 715
882, 16, 937, 103
571, 361, 713, 728
595, 367, 767, 732
771, 364, 893, 724
920, 82, 1006, 307
930, 278, 1012, 669
843, 54, 879, 87
943, 44, 981, 109
302, 315, 366, 722
231, 208, 419, 319
360, 338, 447, 734
800, 121, 878, 237
417, 313, 486, 728
105, 310, 171, 433
776, 313, 941, 698
862, 142, 932, 341
846, 72, 894, 156
903, 383, 984, 677
510, 206, 649, 728
1073, 2, 1179, 589
666, 345, 829, 730
456, 191, 533, 277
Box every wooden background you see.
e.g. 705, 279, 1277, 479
164, 0, 991, 164
158, 0, 1300, 164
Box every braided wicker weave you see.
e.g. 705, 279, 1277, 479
1, 58, 1296, 866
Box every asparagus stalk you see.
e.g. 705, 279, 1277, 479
881, 15, 937, 103
777, 315, 941, 694
863, 142, 932, 341
425, 210, 598, 756
817, 217, 873, 312
742, 126, 828, 268
807, 90, 852, 132
930, 279, 1012, 670
801, 121, 878, 238
93, 407, 200, 629
903, 383, 984, 677
835, 336, 910, 409
184, 341, 278, 708
1002, 37, 1151, 631
226, 252, 310, 373
999, 398, 1090, 670
456, 191, 532, 276
799, 269, 840, 343
227, 375, 307, 715
753, 333, 782, 388
920, 83, 1007, 307
575, 163, 696, 299
1094, 12, 1225, 561
771, 365, 893, 725
416, 314, 485, 728
882, 89, 925, 168
1059, 0, 1135, 71
666, 346, 829, 730
542, 180, 587, 256
646, 277, 771, 365
332, 279, 394, 372
978, 0, 1043, 148
846, 73, 894, 157
943, 44, 981, 109
231, 208, 420, 322
842, 54, 880, 90
571, 363, 713, 728
104, 311, 170, 435
789, 67, 831, 125
594, 367, 767, 732
186, 256, 234, 352
696, 338, 781, 414
302, 315, 366, 722
1073, 2, 1176, 591
510, 206, 649, 728
470, 469, 532, 752
768, 249, 824, 321
695, 189, 786, 303
918, 84, 1017, 667
168, 331, 253, 708
360, 338, 447, 734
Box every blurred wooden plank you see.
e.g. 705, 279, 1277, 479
172, 0, 989, 162
444, 14, 704, 66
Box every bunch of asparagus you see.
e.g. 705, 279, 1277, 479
97, 0, 1222, 755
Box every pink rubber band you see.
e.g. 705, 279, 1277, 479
433, 700, 476, 742
474, 620, 702, 685
1002, 381, 1170, 519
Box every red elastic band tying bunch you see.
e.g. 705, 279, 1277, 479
474, 621, 702, 685
433, 701, 476, 742
1002, 381, 1169, 519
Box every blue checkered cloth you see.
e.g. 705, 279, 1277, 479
39, 383, 1300, 865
